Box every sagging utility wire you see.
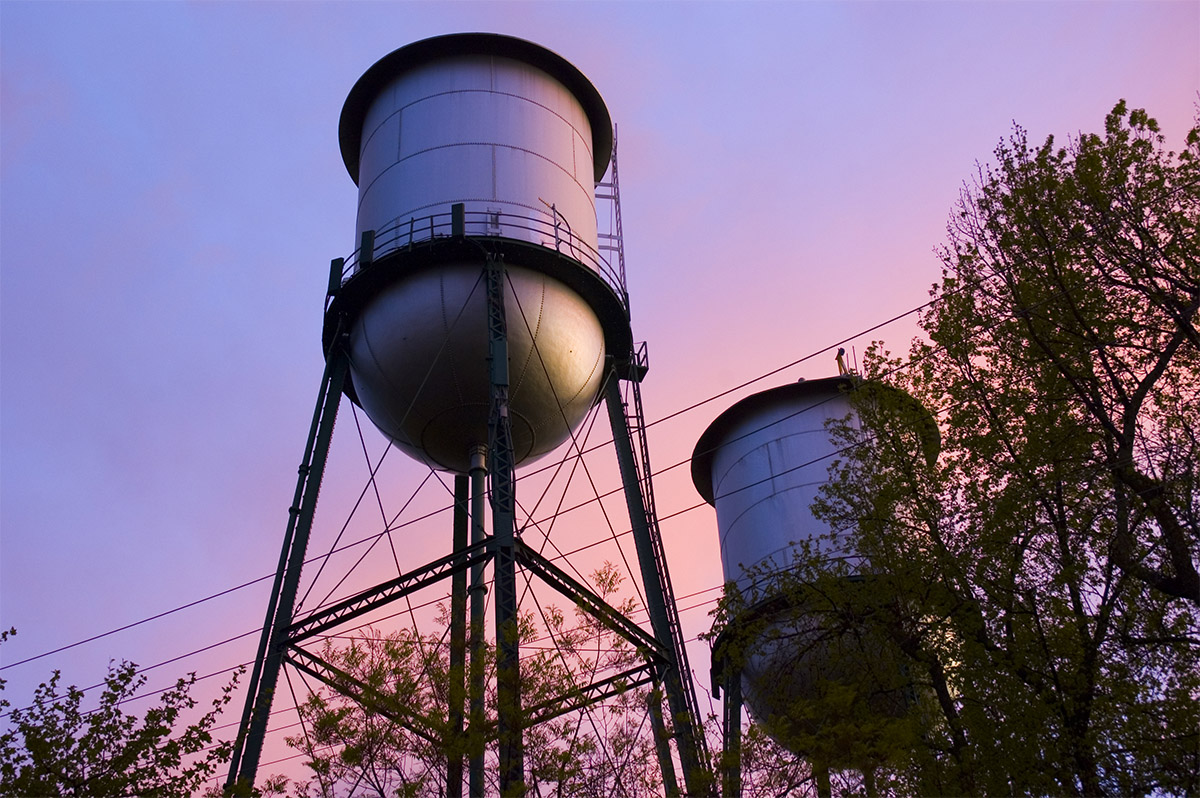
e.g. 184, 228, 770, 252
5, 255, 1037, 704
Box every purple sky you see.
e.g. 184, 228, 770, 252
2, 0, 1197, 783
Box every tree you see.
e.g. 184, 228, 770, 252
0, 629, 243, 796
281, 564, 665, 798
935, 99, 1200, 605
793, 102, 1199, 795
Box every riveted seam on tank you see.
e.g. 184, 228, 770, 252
361, 89, 592, 184
357, 109, 396, 178
728, 542, 806, 589
491, 144, 497, 201
342, 42, 611, 183
711, 430, 828, 504
362, 87, 592, 202
539, 326, 603, 419
499, 270, 606, 445
358, 141, 593, 215
560, 335, 604, 408
721, 482, 828, 554
381, 196, 573, 221
392, 89, 590, 155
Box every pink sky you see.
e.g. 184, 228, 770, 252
2, 0, 1197, 784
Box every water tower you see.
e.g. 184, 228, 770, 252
226, 33, 709, 796
692, 376, 936, 796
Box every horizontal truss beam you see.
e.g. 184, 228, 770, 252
287, 539, 493, 643
523, 662, 659, 730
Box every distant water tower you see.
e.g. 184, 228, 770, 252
227, 33, 709, 797
692, 376, 936, 795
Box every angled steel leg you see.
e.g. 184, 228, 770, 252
604, 370, 709, 795
225, 332, 349, 794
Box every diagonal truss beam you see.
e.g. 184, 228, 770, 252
286, 645, 443, 747
515, 540, 669, 662
290, 651, 658, 751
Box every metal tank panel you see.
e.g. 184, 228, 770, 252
353, 53, 599, 263
736, 604, 911, 769
693, 377, 858, 594
348, 263, 606, 474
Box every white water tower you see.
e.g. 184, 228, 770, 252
693, 375, 937, 786
228, 34, 711, 797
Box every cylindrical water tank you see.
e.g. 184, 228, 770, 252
691, 376, 860, 595
339, 33, 612, 268
328, 34, 629, 474
693, 376, 936, 765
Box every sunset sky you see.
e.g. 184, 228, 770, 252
2, 0, 1197, 783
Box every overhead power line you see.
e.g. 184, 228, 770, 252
2, 262, 1014, 692
0, 574, 275, 672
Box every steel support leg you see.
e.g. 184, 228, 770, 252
722, 666, 743, 798
648, 688, 681, 797
604, 373, 707, 795
225, 339, 349, 794
485, 255, 524, 795
447, 475, 469, 798
468, 447, 488, 797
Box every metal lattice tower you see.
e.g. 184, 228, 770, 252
226, 35, 713, 797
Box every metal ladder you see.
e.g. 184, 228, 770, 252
596, 126, 628, 295
598, 127, 713, 792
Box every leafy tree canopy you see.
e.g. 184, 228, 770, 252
0, 628, 243, 797
711, 102, 1199, 796
280, 564, 666, 798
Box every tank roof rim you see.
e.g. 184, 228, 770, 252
339, 32, 613, 185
